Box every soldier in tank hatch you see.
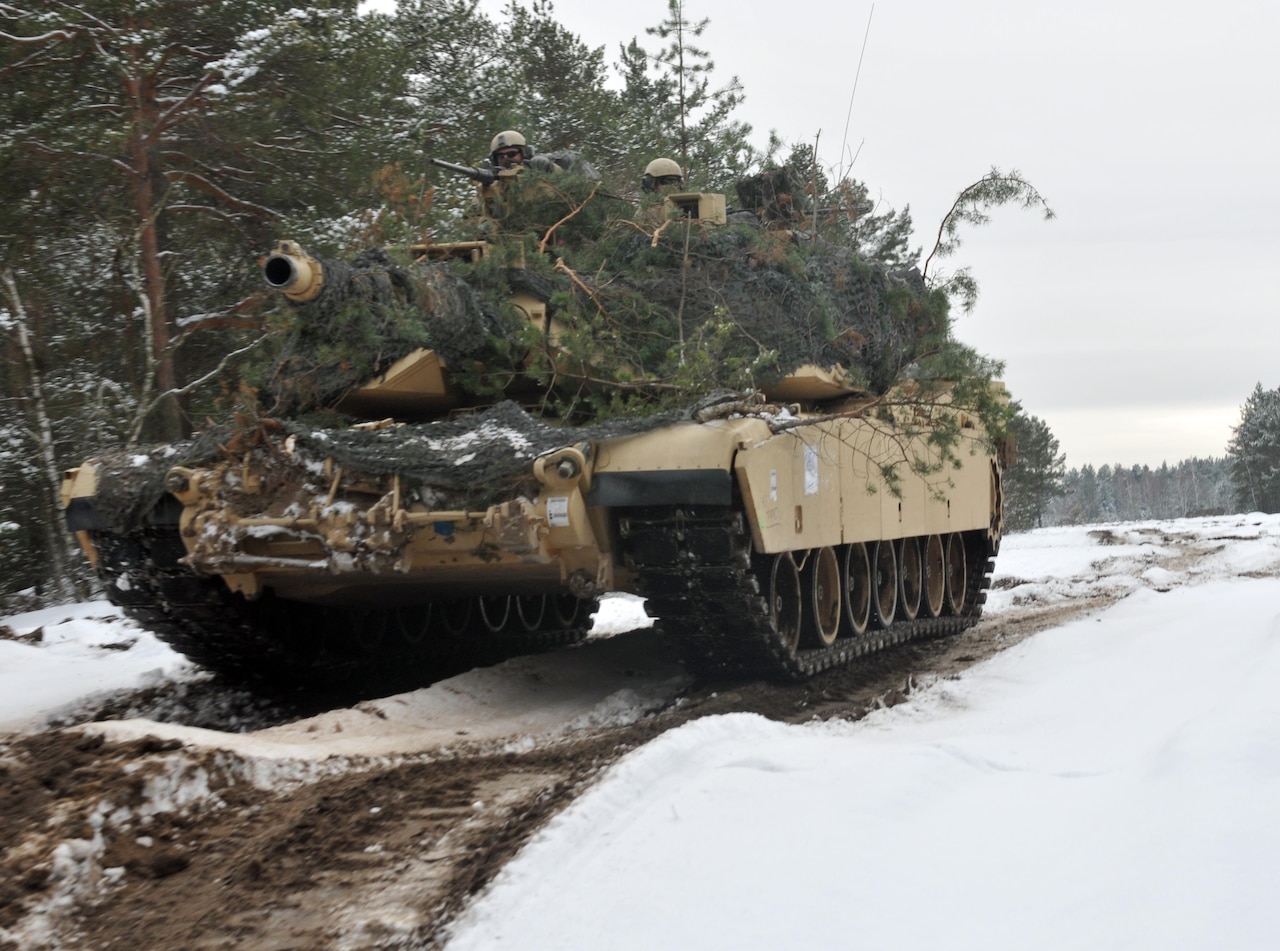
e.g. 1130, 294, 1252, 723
642, 157, 685, 194
488, 130, 532, 169
487, 130, 568, 175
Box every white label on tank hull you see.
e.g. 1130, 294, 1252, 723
547, 496, 570, 527
770, 469, 778, 502
804, 445, 819, 496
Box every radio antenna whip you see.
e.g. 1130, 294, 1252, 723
839, 4, 875, 176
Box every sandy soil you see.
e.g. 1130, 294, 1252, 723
0, 586, 1120, 951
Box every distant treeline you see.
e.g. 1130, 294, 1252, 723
1039, 457, 1236, 526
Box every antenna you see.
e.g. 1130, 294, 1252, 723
839, 4, 875, 178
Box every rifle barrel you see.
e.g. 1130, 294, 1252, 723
429, 157, 497, 185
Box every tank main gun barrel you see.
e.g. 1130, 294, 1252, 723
263, 240, 325, 303
429, 157, 499, 186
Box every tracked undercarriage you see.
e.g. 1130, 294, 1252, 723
620, 505, 995, 681
89, 520, 598, 689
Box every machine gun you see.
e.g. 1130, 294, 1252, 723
429, 157, 500, 186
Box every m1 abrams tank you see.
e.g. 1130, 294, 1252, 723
61, 172, 1005, 688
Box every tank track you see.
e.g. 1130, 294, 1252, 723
618, 504, 994, 681
92, 528, 594, 689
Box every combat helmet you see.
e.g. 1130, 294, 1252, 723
642, 157, 685, 193
490, 130, 533, 168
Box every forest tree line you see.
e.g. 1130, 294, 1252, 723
1001, 393, 1280, 531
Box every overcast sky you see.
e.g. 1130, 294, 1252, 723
465, 0, 1280, 468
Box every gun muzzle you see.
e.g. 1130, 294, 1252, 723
263, 240, 325, 303
429, 157, 499, 186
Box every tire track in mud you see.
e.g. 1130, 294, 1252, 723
0, 530, 1245, 949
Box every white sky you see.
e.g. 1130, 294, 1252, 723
6, 514, 1280, 946
448, 0, 1280, 469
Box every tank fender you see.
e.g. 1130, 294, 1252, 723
734, 417, 1000, 555
734, 424, 849, 553
587, 418, 770, 507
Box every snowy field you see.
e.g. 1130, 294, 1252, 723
4, 514, 1280, 950
446, 516, 1280, 951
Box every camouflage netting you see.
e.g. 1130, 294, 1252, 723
87, 432, 228, 534
462, 165, 945, 399
286, 399, 694, 509
485, 169, 628, 250
734, 165, 812, 225
82, 164, 998, 536
88, 400, 719, 529
260, 248, 511, 417
569, 221, 938, 395
533, 149, 599, 179
258, 166, 947, 421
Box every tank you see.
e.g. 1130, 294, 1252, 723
61, 169, 1006, 688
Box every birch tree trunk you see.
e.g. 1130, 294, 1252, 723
1, 269, 83, 602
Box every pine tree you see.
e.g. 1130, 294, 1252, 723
0, 0, 410, 607
1, 0, 411, 441
498, 0, 615, 155
922, 168, 1055, 314
408, 0, 626, 208
1227, 383, 1280, 512
1004, 404, 1067, 530
611, 37, 679, 175
781, 142, 917, 267
634, 0, 756, 190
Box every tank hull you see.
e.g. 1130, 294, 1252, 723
63, 398, 1001, 686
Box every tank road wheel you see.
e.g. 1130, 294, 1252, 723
545, 594, 598, 647
478, 595, 512, 633
551, 593, 586, 630
871, 540, 898, 629
354, 611, 388, 651
842, 542, 872, 636
394, 605, 433, 645
802, 546, 842, 647
944, 533, 969, 615
923, 534, 947, 619
767, 553, 803, 655
898, 536, 923, 621
515, 594, 547, 632
440, 598, 473, 637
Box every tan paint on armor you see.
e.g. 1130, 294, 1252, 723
662, 192, 727, 225
734, 413, 993, 554
336, 349, 459, 417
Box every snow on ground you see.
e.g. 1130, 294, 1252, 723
0, 593, 670, 759
93, 617, 684, 763
5, 515, 1280, 949
0, 601, 195, 733
6, 516, 1265, 746
442, 514, 1280, 951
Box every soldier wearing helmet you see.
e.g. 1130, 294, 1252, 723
642, 157, 685, 194
490, 130, 533, 170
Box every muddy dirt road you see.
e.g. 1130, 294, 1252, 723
0, 524, 1238, 950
